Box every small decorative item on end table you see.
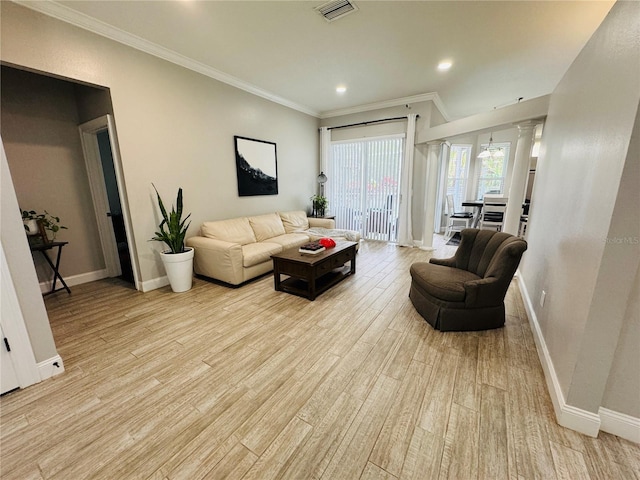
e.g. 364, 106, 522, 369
21, 209, 68, 245
271, 241, 357, 300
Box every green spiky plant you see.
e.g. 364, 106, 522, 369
150, 184, 191, 254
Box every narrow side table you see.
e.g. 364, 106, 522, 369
30, 241, 71, 296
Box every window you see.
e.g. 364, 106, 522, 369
476, 142, 510, 199
446, 145, 471, 210
330, 135, 404, 241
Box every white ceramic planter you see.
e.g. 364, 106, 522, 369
24, 219, 40, 235
160, 247, 194, 293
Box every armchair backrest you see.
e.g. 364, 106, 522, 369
452, 229, 527, 278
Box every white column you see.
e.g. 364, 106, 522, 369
420, 141, 444, 250
504, 121, 537, 235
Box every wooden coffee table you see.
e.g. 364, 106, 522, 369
271, 241, 357, 300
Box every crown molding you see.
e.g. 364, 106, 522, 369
13, 1, 452, 122
319, 92, 450, 121
13, 0, 321, 117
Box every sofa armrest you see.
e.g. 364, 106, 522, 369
464, 276, 505, 308
185, 236, 244, 285
308, 217, 335, 229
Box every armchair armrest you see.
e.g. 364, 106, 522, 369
185, 236, 244, 285
464, 276, 506, 308
429, 256, 457, 268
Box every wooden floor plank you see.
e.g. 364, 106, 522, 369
550, 441, 591, 480
370, 360, 431, 476
320, 374, 399, 480
283, 392, 363, 480
438, 403, 479, 479
478, 384, 509, 479
397, 426, 444, 480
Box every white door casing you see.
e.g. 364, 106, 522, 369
79, 117, 120, 277
79, 115, 141, 289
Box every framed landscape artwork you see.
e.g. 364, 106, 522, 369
234, 136, 278, 196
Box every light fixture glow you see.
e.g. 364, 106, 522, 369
336, 85, 347, 94
437, 61, 452, 71
478, 133, 505, 159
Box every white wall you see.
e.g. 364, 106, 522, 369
0, 2, 319, 290
588, 95, 640, 418
519, 0, 640, 421
1, 141, 58, 363
603, 263, 640, 417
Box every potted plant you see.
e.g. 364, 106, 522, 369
21, 209, 68, 242
150, 184, 193, 292
311, 194, 328, 217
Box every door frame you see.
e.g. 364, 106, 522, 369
79, 115, 141, 290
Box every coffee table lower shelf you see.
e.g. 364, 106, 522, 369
278, 266, 353, 300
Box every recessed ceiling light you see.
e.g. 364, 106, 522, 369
437, 61, 453, 71
336, 85, 347, 94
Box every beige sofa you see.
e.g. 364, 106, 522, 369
186, 210, 360, 285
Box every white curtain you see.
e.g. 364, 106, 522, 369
319, 127, 331, 200
396, 114, 417, 247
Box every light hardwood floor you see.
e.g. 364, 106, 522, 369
1, 240, 638, 479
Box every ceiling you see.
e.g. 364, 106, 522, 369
30, 1, 614, 120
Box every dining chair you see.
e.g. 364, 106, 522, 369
480, 194, 508, 231
444, 194, 473, 238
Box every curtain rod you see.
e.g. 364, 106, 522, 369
326, 114, 419, 131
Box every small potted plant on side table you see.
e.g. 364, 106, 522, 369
21, 209, 67, 243
311, 194, 328, 217
150, 184, 193, 293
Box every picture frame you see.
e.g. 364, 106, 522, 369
234, 136, 278, 196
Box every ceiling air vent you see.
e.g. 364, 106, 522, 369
315, 0, 358, 23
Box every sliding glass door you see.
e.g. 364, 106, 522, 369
330, 135, 404, 241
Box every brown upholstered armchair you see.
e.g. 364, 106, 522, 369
409, 229, 527, 331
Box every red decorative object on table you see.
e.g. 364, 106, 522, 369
319, 237, 336, 248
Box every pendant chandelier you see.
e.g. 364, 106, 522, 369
477, 133, 505, 159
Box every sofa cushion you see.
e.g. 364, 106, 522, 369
202, 217, 256, 245
248, 213, 286, 242
410, 262, 481, 303
268, 233, 310, 250
242, 242, 283, 268
279, 211, 310, 234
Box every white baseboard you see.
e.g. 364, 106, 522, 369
518, 275, 640, 443
39, 268, 109, 293
38, 267, 168, 294
141, 275, 169, 292
517, 275, 601, 437
599, 407, 640, 444
37, 355, 65, 381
